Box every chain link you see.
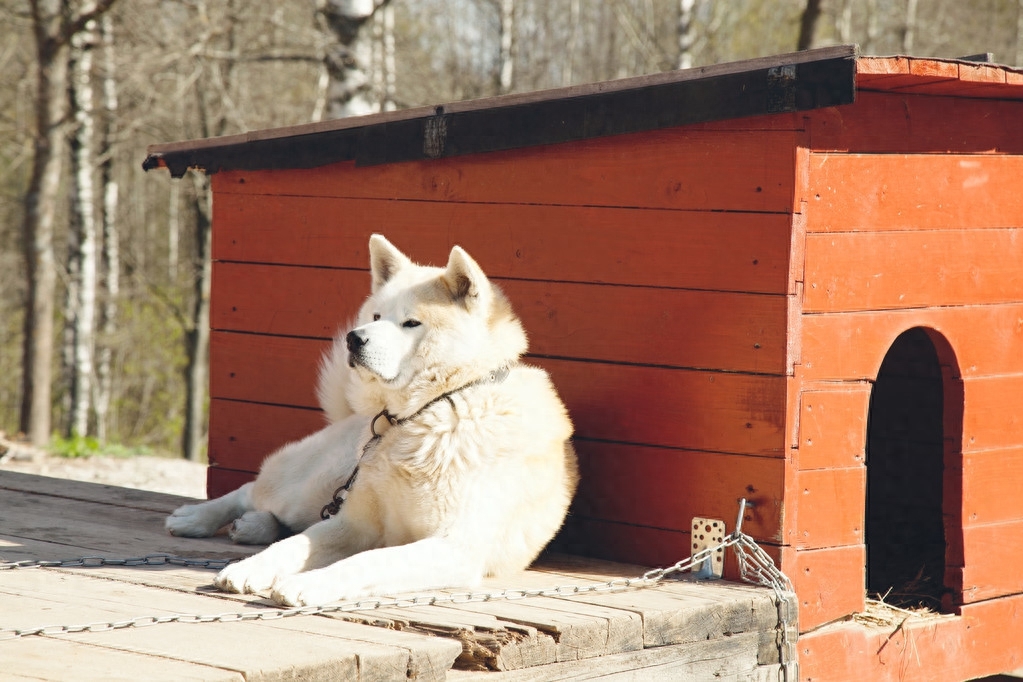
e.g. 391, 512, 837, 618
1, 500, 796, 662
0, 553, 237, 572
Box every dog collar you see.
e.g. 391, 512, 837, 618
320, 365, 513, 520
372, 365, 512, 437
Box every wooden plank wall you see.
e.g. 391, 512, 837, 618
791, 93, 1023, 634
205, 121, 804, 574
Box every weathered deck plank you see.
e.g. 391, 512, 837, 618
0, 470, 792, 680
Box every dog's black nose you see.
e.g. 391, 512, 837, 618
346, 330, 367, 353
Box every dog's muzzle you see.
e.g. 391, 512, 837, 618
346, 329, 368, 367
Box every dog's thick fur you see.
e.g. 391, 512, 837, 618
166, 235, 578, 606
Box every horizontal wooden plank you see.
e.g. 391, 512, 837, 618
554, 517, 697, 577
209, 331, 329, 410
207, 466, 256, 499
572, 440, 785, 543
797, 592, 1020, 682
962, 375, 1023, 453
803, 229, 1023, 312
208, 398, 325, 472
788, 467, 864, 550
954, 519, 1023, 604
212, 194, 794, 294
210, 331, 788, 457
795, 385, 870, 470
804, 153, 1023, 233
781, 544, 865, 631
0, 484, 254, 563
800, 304, 1023, 381
2, 568, 457, 681
212, 262, 789, 373
211, 128, 801, 213
0, 635, 241, 682
809, 92, 1023, 154
962, 447, 1023, 527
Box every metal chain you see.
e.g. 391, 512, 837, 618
1, 500, 796, 656
730, 499, 798, 681
0, 553, 236, 572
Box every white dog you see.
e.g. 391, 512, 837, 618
166, 235, 578, 606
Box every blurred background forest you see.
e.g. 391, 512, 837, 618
2, 0, 1022, 461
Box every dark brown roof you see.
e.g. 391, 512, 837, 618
142, 45, 1023, 177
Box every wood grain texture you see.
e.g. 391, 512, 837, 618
207, 466, 256, 499
800, 304, 1023, 381
809, 92, 1023, 154
212, 194, 794, 294
795, 385, 870, 470
571, 440, 785, 542
212, 262, 789, 373
781, 544, 865, 631
961, 447, 1023, 527
211, 129, 800, 213
209, 330, 788, 458
962, 375, 1023, 453
804, 153, 1023, 233
787, 467, 864, 550
955, 519, 1023, 604
802, 229, 1023, 312
207, 398, 325, 472
798, 592, 1023, 682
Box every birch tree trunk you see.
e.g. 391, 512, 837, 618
498, 0, 515, 93
66, 20, 99, 438
319, 0, 393, 119
678, 0, 696, 69
95, 14, 119, 443
20, 0, 120, 446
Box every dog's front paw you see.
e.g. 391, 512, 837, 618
270, 571, 349, 607
228, 511, 281, 545
166, 503, 220, 538
215, 554, 285, 595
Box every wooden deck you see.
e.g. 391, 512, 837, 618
0, 470, 793, 680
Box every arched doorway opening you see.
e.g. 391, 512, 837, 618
865, 327, 963, 612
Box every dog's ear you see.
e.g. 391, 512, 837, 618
368, 234, 412, 292
442, 246, 491, 312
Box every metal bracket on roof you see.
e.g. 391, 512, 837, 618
423, 107, 448, 159
767, 64, 798, 113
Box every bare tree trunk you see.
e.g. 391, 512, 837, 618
836, 0, 854, 43
498, 0, 515, 93
168, 179, 180, 279
94, 14, 119, 443
797, 0, 823, 50
319, 0, 393, 119
678, 0, 696, 69
182, 172, 212, 462
1015, 0, 1023, 65
20, 49, 66, 446
563, 0, 580, 85
864, 0, 879, 53
66, 20, 99, 438
902, 0, 919, 53
382, 3, 396, 111
20, 0, 120, 447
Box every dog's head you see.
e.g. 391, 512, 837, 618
345, 235, 526, 408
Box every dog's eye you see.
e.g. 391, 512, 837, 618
372, 314, 381, 321
402, 319, 422, 329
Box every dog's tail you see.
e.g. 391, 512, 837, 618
316, 329, 354, 424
